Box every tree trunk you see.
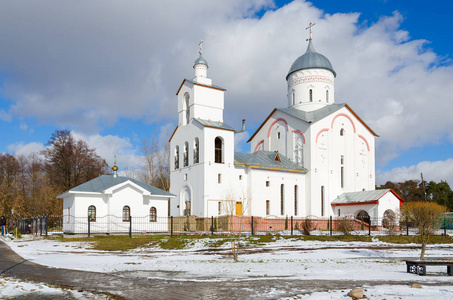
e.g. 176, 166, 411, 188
420, 242, 426, 260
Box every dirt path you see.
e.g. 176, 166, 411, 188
0, 240, 446, 299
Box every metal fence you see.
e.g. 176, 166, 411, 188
9, 214, 453, 238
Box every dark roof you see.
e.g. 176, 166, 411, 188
194, 118, 235, 131
287, 39, 336, 79
234, 151, 307, 173
64, 175, 174, 197
277, 104, 345, 123
331, 189, 404, 206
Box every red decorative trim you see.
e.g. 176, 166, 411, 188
292, 130, 306, 144
254, 139, 264, 152
358, 134, 370, 151
168, 126, 179, 142
315, 128, 329, 143
331, 201, 378, 207
344, 104, 378, 137
176, 79, 226, 96
247, 109, 277, 143
267, 118, 289, 138
331, 113, 356, 133
331, 189, 405, 207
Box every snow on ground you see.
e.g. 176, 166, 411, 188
0, 276, 111, 299
3, 235, 453, 299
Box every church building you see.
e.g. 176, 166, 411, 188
169, 28, 403, 226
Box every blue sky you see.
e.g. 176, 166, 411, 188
1, 0, 452, 185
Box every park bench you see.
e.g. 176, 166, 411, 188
406, 260, 453, 276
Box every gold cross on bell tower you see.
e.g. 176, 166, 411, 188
306, 22, 315, 41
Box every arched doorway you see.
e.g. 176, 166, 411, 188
355, 210, 370, 224
181, 186, 191, 216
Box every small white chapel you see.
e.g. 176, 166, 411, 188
169, 24, 403, 226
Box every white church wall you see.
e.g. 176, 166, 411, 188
62, 195, 76, 233
170, 119, 205, 217
248, 169, 305, 217
191, 84, 224, 122
287, 68, 335, 112
376, 192, 402, 226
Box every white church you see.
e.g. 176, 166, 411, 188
169, 27, 403, 227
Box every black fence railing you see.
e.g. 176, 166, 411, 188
7, 214, 453, 238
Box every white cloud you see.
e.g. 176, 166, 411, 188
8, 142, 45, 157
71, 132, 142, 170
377, 159, 453, 186
0, 1, 452, 168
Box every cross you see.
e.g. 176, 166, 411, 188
199, 40, 203, 54
306, 22, 315, 41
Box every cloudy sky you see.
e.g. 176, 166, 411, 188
1, 0, 452, 185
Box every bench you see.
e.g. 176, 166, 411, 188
406, 260, 453, 276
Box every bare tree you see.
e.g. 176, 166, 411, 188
42, 130, 109, 193
401, 201, 446, 260
139, 137, 170, 191
222, 188, 240, 261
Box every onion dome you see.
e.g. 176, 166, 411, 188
193, 53, 208, 67
286, 40, 336, 80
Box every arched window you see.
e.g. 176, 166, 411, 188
280, 184, 284, 215
382, 209, 396, 229
294, 134, 303, 166
321, 186, 325, 217
340, 155, 344, 188
183, 142, 189, 167
309, 89, 313, 102
340, 128, 344, 136
122, 206, 130, 222
88, 205, 96, 222
214, 137, 223, 163
150, 207, 157, 222
292, 90, 295, 105
294, 185, 298, 216
174, 146, 179, 169
326, 90, 329, 103
183, 93, 190, 125
193, 138, 199, 164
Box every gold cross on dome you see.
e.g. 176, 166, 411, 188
306, 22, 315, 41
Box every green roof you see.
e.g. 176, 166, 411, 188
64, 175, 174, 197
234, 151, 307, 173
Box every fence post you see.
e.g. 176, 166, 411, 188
39, 216, 43, 236
444, 217, 447, 236
251, 216, 254, 235
291, 216, 293, 236
369, 219, 371, 236
171, 216, 173, 237
407, 222, 409, 236
330, 216, 333, 236
211, 216, 214, 236
88, 215, 91, 237
45, 215, 48, 236
129, 216, 132, 238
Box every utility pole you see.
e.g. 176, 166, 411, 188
421, 173, 427, 202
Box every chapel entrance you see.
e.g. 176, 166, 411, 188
356, 210, 370, 224
236, 202, 243, 216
